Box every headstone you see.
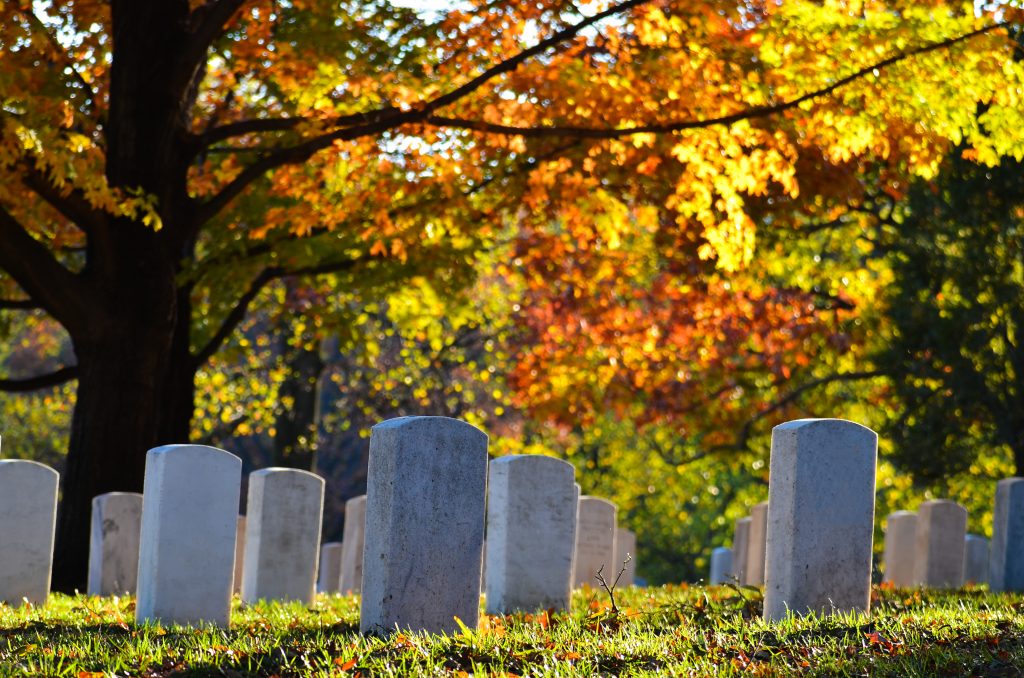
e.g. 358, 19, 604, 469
763, 419, 877, 622
912, 499, 967, 588
991, 478, 1024, 592
744, 501, 768, 586
882, 510, 918, 588
484, 455, 577, 614
232, 516, 246, 594
135, 445, 241, 627
709, 547, 733, 585
732, 517, 751, 585
340, 495, 366, 594
964, 534, 989, 586
614, 527, 637, 587
571, 496, 617, 588
87, 492, 143, 596
318, 542, 343, 594
241, 468, 324, 605
0, 459, 58, 606
359, 417, 487, 635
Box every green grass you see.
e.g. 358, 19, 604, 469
2, 584, 1023, 676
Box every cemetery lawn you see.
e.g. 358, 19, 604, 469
2, 585, 1024, 677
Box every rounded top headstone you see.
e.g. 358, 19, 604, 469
773, 418, 877, 438
371, 416, 488, 441
250, 467, 323, 483
579, 495, 616, 510
0, 458, 59, 480
148, 444, 241, 470
491, 454, 574, 477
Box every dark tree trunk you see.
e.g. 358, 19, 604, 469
272, 340, 325, 471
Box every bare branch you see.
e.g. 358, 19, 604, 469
0, 365, 77, 392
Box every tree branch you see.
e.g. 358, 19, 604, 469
0, 365, 78, 392
0, 297, 41, 310
20, 161, 106, 235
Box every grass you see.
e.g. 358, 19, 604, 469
1, 583, 1024, 676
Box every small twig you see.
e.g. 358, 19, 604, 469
595, 554, 632, 615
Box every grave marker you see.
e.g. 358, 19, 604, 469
744, 501, 768, 586
913, 499, 967, 589
709, 547, 733, 585
318, 542, 343, 594
614, 527, 637, 587
571, 496, 617, 588
882, 511, 917, 588
88, 492, 143, 596
991, 478, 1024, 592
340, 495, 366, 594
0, 459, 58, 606
963, 534, 989, 586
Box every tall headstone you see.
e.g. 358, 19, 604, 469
135, 445, 241, 627
744, 501, 768, 586
709, 547, 733, 585
0, 459, 58, 606
963, 534, 989, 586
614, 527, 637, 587
732, 517, 751, 585
484, 455, 577, 614
340, 494, 366, 594
912, 499, 967, 589
763, 419, 877, 622
242, 468, 324, 605
571, 496, 617, 588
232, 516, 246, 594
359, 417, 488, 635
318, 542, 343, 594
882, 510, 918, 588
87, 492, 143, 596
991, 478, 1024, 592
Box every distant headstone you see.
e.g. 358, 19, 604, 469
882, 511, 918, 588
963, 534, 989, 586
571, 496, 617, 588
484, 455, 577, 614
744, 501, 768, 586
340, 495, 366, 594
614, 527, 637, 587
135, 445, 241, 627
359, 417, 487, 635
991, 478, 1024, 592
732, 517, 751, 585
763, 419, 877, 622
87, 492, 143, 596
0, 459, 58, 606
318, 542, 343, 594
232, 516, 246, 594
912, 499, 967, 589
709, 547, 733, 585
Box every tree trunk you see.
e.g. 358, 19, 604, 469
272, 340, 325, 471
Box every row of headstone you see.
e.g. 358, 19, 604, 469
882, 502, 972, 588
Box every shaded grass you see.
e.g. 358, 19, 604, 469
1, 584, 1023, 676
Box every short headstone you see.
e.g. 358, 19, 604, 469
912, 499, 967, 589
763, 419, 877, 622
882, 510, 918, 588
359, 417, 488, 635
0, 459, 58, 606
732, 516, 751, 585
614, 527, 637, 587
340, 494, 366, 594
242, 468, 324, 605
87, 492, 143, 596
571, 496, 617, 588
484, 455, 577, 614
233, 516, 246, 594
963, 534, 989, 586
991, 478, 1024, 592
135, 445, 241, 627
318, 542, 343, 594
744, 501, 768, 586
709, 546, 733, 585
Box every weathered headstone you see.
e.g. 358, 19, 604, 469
318, 542, 343, 594
614, 527, 637, 587
571, 496, 617, 588
232, 516, 246, 594
484, 455, 577, 614
242, 468, 324, 605
87, 492, 143, 596
991, 478, 1024, 592
763, 419, 877, 622
963, 534, 989, 586
0, 459, 58, 606
359, 417, 488, 635
732, 517, 751, 585
912, 499, 967, 589
135, 445, 241, 627
744, 501, 768, 586
340, 494, 366, 594
882, 510, 917, 588
709, 547, 733, 585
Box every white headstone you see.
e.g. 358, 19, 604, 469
991, 478, 1024, 592
763, 419, 877, 622
87, 492, 143, 596
732, 517, 751, 585
744, 501, 768, 586
882, 510, 917, 588
614, 527, 637, 587
571, 496, 617, 588
135, 445, 241, 627
963, 534, 989, 586
709, 546, 732, 585
484, 455, 577, 614
0, 459, 58, 606
359, 417, 487, 635
912, 499, 967, 589
339, 494, 366, 594
232, 516, 246, 594
318, 542, 343, 594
